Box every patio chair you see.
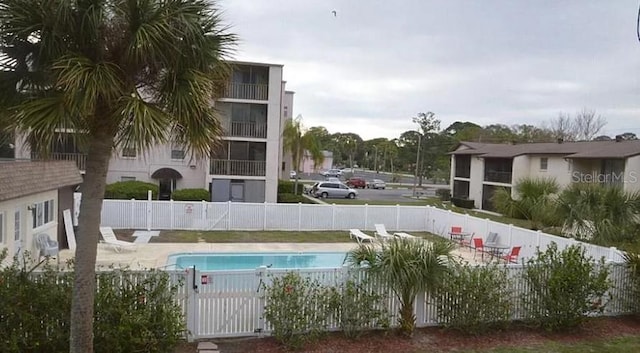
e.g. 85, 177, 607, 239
472, 237, 485, 261
374, 224, 394, 242
393, 231, 417, 240
485, 232, 499, 245
501, 246, 521, 264
349, 229, 375, 244
99, 227, 137, 252
35, 233, 59, 259
450, 226, 463, 239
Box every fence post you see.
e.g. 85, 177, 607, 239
130, 198, 135, 229
332, 203, 336, 230
227, 201, 232, 230
464, 213, 469, 231
536, 230, 541, 248
185, 267, 199, 342
263, 202, 268, 230
396, 204, 401, 231
609, 247, 619, 262
485, 218, 489, 237
415, 292, 426, 327
146, 190, 152, 231
170, 199, 175, 230
298, 202, 302, 231
256, 266, 267, 336
364, 204, 368, 230
508, 224, 513, 246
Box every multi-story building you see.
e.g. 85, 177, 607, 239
15, 61, 293, 203
449, 138, 640, 211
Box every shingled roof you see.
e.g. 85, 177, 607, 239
450, 140, 640, 159
0, 160, 83, 201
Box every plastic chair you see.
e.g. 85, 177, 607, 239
35, 233, 59, 259
472, 237, 485, 260
501, 246, 521, 263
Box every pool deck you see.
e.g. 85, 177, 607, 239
58, 242, 483, 270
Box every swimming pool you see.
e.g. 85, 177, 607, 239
166, 252, 348, 271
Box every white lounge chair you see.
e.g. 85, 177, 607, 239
393, 232, 417, 240
374, 224, 394, 242
100, 227, 137, 252
35, 233, 59, 259
349, 229, 375, 244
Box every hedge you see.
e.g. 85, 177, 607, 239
104, 181, 158, 200
452, 197, 475, 209
277, 193, 315, 204
278, 180, 304, 194
171, 188, 210, 201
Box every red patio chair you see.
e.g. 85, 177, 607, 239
501, 246, 521, 264
472, 237, 485, 260
450, 226, 463, 240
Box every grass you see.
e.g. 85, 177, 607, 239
434, 336, 640, 353
147, 230, 441, 243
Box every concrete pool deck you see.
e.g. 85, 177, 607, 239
58, 242, 483, 270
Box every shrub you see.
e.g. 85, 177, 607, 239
522, 243, 610, 331
171, 188, 210, 201
104, 181, 158, 200
491, 178, 561, 230
336, 279, 389, 338
0, 250, 185, 353
263, 272, 337, 350
435, 264, 511, 334
277, 193, 314, 204
436, 188, 451, 201
452, 197, 474, 209
278, 180, 304, 194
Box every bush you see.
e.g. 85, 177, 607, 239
263, 272, 338, 350
336, 279, 389, 338
452, 197, 474, 209
435, 264, 511, 334
171, 188, 210, 201
522, 243, 610, 331
277, 193, 314, 204
278, 180, 304, 194
105, 181, 158, 200
0, 250, 185, 353
436, 188, 451, 201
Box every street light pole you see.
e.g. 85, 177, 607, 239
412, 133, 422, 197
374, 145, 379, 173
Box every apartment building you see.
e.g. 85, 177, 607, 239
15, 61, 293, 203
449, 138, 640, 211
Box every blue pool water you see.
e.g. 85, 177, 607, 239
167, 252, 348, 271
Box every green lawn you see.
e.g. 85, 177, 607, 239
147, 230, 442, 243
431, 336, 640, 353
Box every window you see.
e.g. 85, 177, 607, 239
14, 210, 20, 241
540, 158, 548, 171
121, 144, 137, 158
171, 143, 185, 160
121, 176, 136, 182
0, 212, 4, 243
32, 199, 55, 229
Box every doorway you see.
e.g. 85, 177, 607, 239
230, 182, 245, 202
159, 178, 176, 200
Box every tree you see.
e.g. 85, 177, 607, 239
0, 1, 237, 352
491, 178, 561, 230
546, 113, 578, 141
347, 239, 456, 336
573, 108, 606, 141
283, 115, 323, 194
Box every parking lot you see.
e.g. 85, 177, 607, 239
300, 180, 443, 203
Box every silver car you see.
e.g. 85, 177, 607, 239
311, 182, 358, 199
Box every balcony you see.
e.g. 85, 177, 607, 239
31, 152, 87, 171
210, 159, 266, 176
484, 171, 512, 184
222, 121, 267, 139
224, 82, 268, 101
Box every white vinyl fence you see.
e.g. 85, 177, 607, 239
81, 195, 624, 263
175, 263, 634, 340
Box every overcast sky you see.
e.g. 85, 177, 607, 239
219, 0, 640, 140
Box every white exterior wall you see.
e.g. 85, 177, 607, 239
0, 189, 58, 266
264, 65, 283, 203
106, 145, 207, 189
625, 155, 640, 193
279, 90, 294, 179
469, 157, 484, 208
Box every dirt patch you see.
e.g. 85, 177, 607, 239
113, 229, 135, 242
194, 316, 640, 353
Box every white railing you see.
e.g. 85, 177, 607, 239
89, 197, 625, 263
221, 121, 267, 138
209, 159, 266, 176
224, 82, 268, 100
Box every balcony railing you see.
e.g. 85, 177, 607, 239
210, 159, 266, 176
484, 171, 512, 184
224, 82, 268, 101
222, 121, 267, 138
31, 152, 87, 171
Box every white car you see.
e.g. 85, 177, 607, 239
321, 169, 342, 177
367, 179, 386, 189
289, 170, 297, 179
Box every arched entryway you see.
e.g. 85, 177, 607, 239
151, 168, 182, 200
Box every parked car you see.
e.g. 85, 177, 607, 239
289, 170, 297, 179
346, 177, 366, 189
367, 179, 386, 189
311, 182, 358, 199
325, 177, 340, 182
321, 169, 342, 177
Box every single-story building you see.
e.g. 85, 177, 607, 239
0, 160, 82, 264
449, 138, 640, 211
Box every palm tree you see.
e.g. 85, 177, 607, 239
283, 115, 323, 194
347, 239, 456, 336
0, 1, 236, 351
491, 178, 561, 230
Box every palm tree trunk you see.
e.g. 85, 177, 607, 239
70, 128, 114, 353
398, 300, 416, 337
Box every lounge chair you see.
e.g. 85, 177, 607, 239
100, 227, 137, 252
35, 233, 59, 259
393, 232, 417, 240
373, 224, 394, 242
349, 229, 375, 244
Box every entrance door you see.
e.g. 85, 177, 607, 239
159, 179, 175, 200
13, 209, 23, 255
230, 182, 245, 202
